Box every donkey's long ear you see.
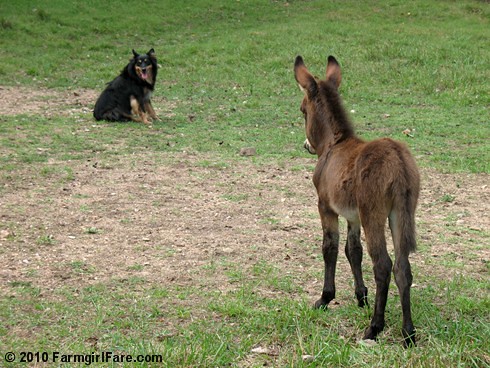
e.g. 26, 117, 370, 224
294, 56, 318, 97
326, 55, 341, 89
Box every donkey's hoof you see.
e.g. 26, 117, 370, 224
362, 330, 376, 341
357, 296, 369, 308
402, 330, 416, 348
356, 288, 369, 308
363, 325, 382, 341
313, 299, 329, 310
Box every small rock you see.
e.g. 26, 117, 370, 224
251, 346, 269, 354
239, 147, 256, 157
302, 354, 315, 362
0, 229, 11, 239
402, 129, 414, 137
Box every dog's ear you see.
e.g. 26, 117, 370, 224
326, 55, 341, 89
148, 48, 157, 64
294, 56, 318, 98
132, 49, 139, 58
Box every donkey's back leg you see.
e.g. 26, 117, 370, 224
345, 221, 368, 307
314, 202, 340, 309
389, 212, 416, 347
361, 217, 392, 341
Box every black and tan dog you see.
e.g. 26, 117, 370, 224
94, 48, 159, 125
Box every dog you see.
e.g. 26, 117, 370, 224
94, 48, 159, 124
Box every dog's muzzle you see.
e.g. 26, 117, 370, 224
304, 139, 316, 155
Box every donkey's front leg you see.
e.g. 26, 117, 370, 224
345, 221, 368, 307
314, 204, 339, 309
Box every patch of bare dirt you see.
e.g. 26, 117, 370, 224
415, 169, 489, 280
0, 86, 173, 119
0, 86, 98, 117
1, 153, 488, 301
0, 155, 317, 296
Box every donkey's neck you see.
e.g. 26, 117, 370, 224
316, 82, 355, 154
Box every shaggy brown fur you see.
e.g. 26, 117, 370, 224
294, 55, 420, 347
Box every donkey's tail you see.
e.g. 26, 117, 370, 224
390, 156, 420, 255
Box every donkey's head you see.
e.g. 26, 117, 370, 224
294, 55, 351, 156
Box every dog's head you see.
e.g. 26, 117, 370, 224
131, 48, 157, 85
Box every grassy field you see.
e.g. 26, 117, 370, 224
0, 0, 489, 367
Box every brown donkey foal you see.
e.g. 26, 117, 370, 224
294, 55, 420, 347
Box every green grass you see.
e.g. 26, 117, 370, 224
1, 266, 488, 367
0, 0, 489, 367
1, 0, 489, 173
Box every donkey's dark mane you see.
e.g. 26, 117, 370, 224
318, 80, 355, 144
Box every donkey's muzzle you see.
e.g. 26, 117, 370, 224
304, 139, 316, 155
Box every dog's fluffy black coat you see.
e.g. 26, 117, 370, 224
94, 48, 158, 123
